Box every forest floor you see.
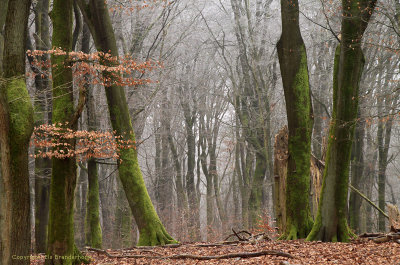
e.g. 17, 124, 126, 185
30, 238, 400, 265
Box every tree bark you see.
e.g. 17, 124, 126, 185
32, 0, 52, 253
277, 0, 314, 239
46, 0, 82, 264
307, 0, 377, 242
349, 109, 365, 234
77, 0, 176, 245
0, 0, 33, 264
81, 20, 103, 249
0, 0, 9, 73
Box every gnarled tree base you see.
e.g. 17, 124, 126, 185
138, 222, 178, 246
306, 218, 355, 242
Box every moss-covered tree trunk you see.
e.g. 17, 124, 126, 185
0, 0, 33, 264
46, 0, 81, 264
276, 0, 314, 239
32, 0, 52, 253
84, 128, 103, 249
307, 0, 376, 242
77, 0, 176, 245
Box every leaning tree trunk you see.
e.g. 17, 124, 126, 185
277, 0, 314, 239
77, 0, 176, 245
0, 0, 33, 264
307, 0, 377, 242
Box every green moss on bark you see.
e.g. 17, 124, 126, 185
85, 160, 102, 248
306, 9, 370, 240
118, 147, 178, 246
78, 0, 177, 246
46, 1, 79, 264
6, 78, 33, 144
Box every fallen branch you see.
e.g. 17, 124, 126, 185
165, 250, 294, 260
349, 184, 389, 219
196, 241, 240, 247
358, 233, 384, 238
369, 233, 400, 244
86, 247, 294, 260
225, 229, 252, 241
231, 228, 249, 241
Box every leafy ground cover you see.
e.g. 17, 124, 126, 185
30, 238, 400, 264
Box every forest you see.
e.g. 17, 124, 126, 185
1, 0, 400, 264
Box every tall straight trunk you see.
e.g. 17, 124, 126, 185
377, 96, 394, 232
82, 20, 103, 248
114, 179, 134, 247
180, 98, 201, 240
239, 142, 253, 229
0, 0, 9, 73
349, 109, 365, 234
33, 0, 52, 253
307, 0, 376, 242
211, 145, 227, 232
85, 115, 102, 249
156, 93, 173, 227
248, 152, 267, 227
77, 0, 176, 245
363, 126, 377, 232
46, 0, 82, 263
0, 0, 33, 264
199, 116, 214, 239
74, 164, 87, 248
167, 124, 189, 239
277, 0, 314, 239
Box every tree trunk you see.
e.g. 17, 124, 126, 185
167, 123, 189, 240
155, 92, 173, 228
46, 0, 82, 263
74, 164, 87, 248
277, 0, 314, 239
307, 0, 376, 242
180, 92, 201, 241
377, 95, 394, 232
33, 0, 52, 253
83, 20, 103, 248
349, 109, 365, 234
77, 0, 176, 245
114, 179, 134, 247
0, 0, 33, 264
248, 152, 267, 228
0, 0, 9, 73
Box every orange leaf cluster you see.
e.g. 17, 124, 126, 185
26, 49, 162, 87
32, 123, 136, 161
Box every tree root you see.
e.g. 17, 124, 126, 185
86, 247, 295, 260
